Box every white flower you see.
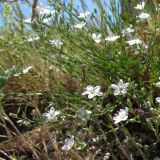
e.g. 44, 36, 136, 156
126, 38, 142, 45
37, 5, 55, 15
134, 1, 145, 10
62, 136, 74, 151
155, 81, 160, 88
82, 85, 103, 99
14, 66, 32, 77
111, 79, 129, 96
49, 39, 63, 46
27, 36, 39, 42
24, 17, 31, 23
105, 35, 120, 42
138, 12, 150, 19
22, 66, 33, 74
92, 33, 102, 44
113, 108, 128, 124
42, 17, 52, 23
74, 21, 86, 28
122, 26, 134, 36
103, 152, 111, 160
78, 11, 90, 18
43, 107, 60, 122
77, 108, 92, 121
156, 97, 160, 103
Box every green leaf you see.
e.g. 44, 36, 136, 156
76, 141, 87, 150
0, 76, 7, 89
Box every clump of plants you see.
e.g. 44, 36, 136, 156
0, 0, 160, 159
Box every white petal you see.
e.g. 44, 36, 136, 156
86, 85, 94, 91
92, 33, 96, 39
96, 91, 103, 96
54, 111, 61, 116
114, 89, 120, 96
122, 115, 128, 121
114, 119, 121, 124
88, 93, 95, 99
118, 79, 124, 86
156, 97, 160, 103
121, 88, 127, 94
113, 114, 118, 121
52, 117, 58, 121
111, 84, 118, 89
86, 110, 92, 114
97, 34, 102, 38
94, 86, 101, 92
50, 107, 55, 111
82, 90, 92, 95
62, 144, 68, 151
95, 39, 101, 43
125, 83, 129, 87
82, 90, 89, 95
113, 115, 121, 124
155, 82, 160, 88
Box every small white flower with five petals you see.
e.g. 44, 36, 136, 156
92, 33, 102, 44
111, 79, 129, 96
43, 107, 60, 122
113, 108, 128, 124
82, 85, 103, 99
